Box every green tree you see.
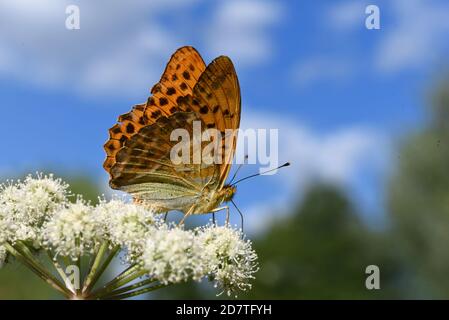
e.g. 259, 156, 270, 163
242, 184, 402, 299
389, 79, 449, 298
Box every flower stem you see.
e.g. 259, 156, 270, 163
98, 277, 156, 299
76, 254, 82, 296
46, 250, 76, 294
5, 242, 71, 298
106, 283, 170, 300
82, 241, 110, 294
90, 265, 146, 299
99, 263, 140, 289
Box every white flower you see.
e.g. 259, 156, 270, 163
0, 173, 69, 244
142, 226, 204, 284
41, 199, 100, 259
21, 174, 69, 213
0, 173, 259, 298
94, 199, 157, 261
0, 246, 7, 268
197, 226, 258, 297
140, 225, 259, 294
0, 208, 8, 245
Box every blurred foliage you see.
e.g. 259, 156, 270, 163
59, 175, 102, 205
0, 262, 58, 299
242, 185, 403, 299
0, 174, 101, 299
388, 79, 449, 298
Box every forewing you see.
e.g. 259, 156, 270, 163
110, 112, 219, 203
104, 46, 206, 174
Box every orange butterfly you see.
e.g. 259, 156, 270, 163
103, 46, 241, 222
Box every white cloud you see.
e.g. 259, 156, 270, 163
376, 0, 449, 72
81, 26, 179, 96
0, 0, 197, 96
328, 1, 366, 31
327, 0, 449, 73
241, 110, 387, 188
238, 109, 389, 234
0, 0, 282, 97
292, 56, 355, 88
205, 0, 282, 67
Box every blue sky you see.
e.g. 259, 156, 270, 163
1, 0, 448, 233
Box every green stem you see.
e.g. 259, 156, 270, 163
82, 241, 109, 294
98, 277, 156, 299
90, 266, 147, 299
5, 243, 71, 298
85, 246, 120, 295
97, 263, 139, 290
106, 283, 170, 300
14, 242, 71, 292
76, 254, 82, 296
46, 250, 75, 294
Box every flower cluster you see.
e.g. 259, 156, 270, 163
0, 174, 258, 297
41, 199, 100, 260
142, 226, 203, 284
94, 198, 157, 261
197, 226, 258, 296
140, 225, 258, 296
0, 173, 69, 245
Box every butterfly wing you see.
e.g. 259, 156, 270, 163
187, 56, 241, 190
104, 48, 241, 213
110, 111, 219, 212
104, 46, 206, 173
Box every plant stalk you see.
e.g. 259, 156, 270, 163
106, 283, 170, 300
5, 242, 71, 298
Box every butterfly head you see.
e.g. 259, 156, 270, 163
221, 184, 237, 202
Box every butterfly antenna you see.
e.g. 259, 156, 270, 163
231, 199, 244, 233
229, 155, 249, 184
231, 162, 290, 186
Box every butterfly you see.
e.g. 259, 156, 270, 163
103, 46, 241, 222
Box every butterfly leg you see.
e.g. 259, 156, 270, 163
210, 206, 230, 226
179, 206, 195, 226
163, 212, 168, 222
